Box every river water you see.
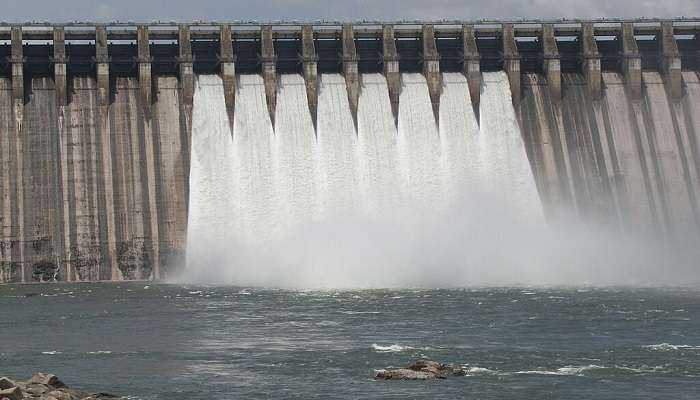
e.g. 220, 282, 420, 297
1, 283, 699, 399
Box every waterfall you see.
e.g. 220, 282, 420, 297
185, 71, 544, 287
479, 72, 544, 223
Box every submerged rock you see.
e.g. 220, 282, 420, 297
374, 359, 467, 380
0, 374, 119, 400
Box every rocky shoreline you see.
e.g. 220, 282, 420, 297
0, 374, 119, 400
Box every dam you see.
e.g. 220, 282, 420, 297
0, 19, 699, 283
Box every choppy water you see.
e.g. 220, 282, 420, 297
1, 284, 699, 399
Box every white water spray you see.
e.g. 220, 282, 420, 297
184, 72, 698, 288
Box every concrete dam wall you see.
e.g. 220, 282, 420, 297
0, 20, 699, 283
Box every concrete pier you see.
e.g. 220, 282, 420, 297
422, 25, 441, 125
541, 24, 561, 102
660, 21, 682, 101
51, 28, 68, 281
301, 25, 319, 131
219, 24, 236, 133
342, 24, 360, 131
178, 25, 195, 111
95, 26, 110, 107
261, 25, 277, 127
52, 28, 67, 107
0, 19, 698, 283
10, 27, 25, 281
382, 25, 400, 128
137, 26, 153, 115
462, 24, 481, 120
581, 23, 602, 101
621, 23, 642, 100
95, 25, 119, 280
502, 24, 520, 112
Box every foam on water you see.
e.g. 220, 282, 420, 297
371, 344, 412, 353
644, 343, 700, 351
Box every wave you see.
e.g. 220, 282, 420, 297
464, 367, 499, 375
339, 311, 381, 315
371, 344, 413, 353
41, 351, 62, 355
513, 365, 666, 376
643, 343, 700, 351
513, 365, 604, 376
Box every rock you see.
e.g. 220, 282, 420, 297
25, 383, 50, 395
0, 378, 16, 390
67, 388, 90, 399
374, 368, 436, 380
47, 389, 85, 400
83, 394, 120, 399
374, 359, 467, 380
0, 386, 23, 400
29, 374, 66, 389
0, 374, 118, 400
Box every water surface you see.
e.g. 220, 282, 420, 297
1, 284, 699, 399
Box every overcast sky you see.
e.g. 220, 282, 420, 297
3, 0, 699, 22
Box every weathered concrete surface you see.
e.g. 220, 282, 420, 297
581, 23, 602, 101
521, 73, 574, 219
621, 23, 642, 101
153, 77, 189, 278
301, 25, 319, 131
382, 25, 401, 128
502, 24, 521, 112
0, 76, 188, 283
261, 25, 277, 128
342, 24, 360, 131
462, 24, 481, 120
219, 24, 236, 133
422, 24, 441, 125
660, 21, 682, 101
520, 71, 700, 235
541, 24, 561, 102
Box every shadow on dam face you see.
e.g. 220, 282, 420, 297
1, 21, 700, 285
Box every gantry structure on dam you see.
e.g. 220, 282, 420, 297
1, 19, 698, 127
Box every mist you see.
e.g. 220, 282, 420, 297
178, 73, 700, 289
179, 184, 700, 289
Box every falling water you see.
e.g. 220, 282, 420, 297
186, 71, 545, 287
479, 72, 544, 222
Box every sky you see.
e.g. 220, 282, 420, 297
2, 0, 699, 22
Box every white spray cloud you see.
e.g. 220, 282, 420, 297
179, 72, 700, 290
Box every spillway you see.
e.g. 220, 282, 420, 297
1, 20, 700, 283
185, 71, 542, 285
